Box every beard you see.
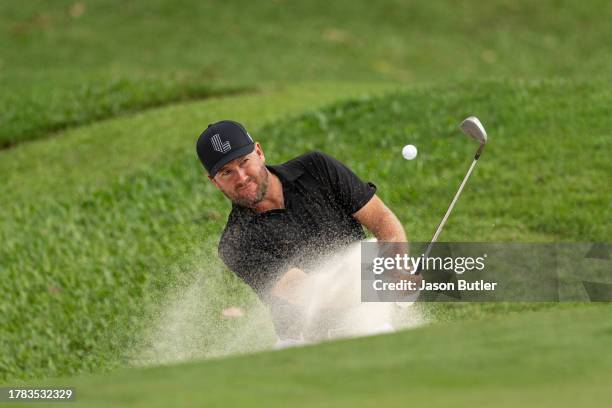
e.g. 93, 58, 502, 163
224, 164, 270, 208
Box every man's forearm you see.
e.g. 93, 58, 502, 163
353, 195, 407, 242
372, 209, 407, 242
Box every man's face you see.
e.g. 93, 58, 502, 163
209, 143, 269, 208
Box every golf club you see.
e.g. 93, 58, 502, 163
419, 116, 488, 267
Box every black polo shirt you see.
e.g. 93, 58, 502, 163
218, 151, 377, 297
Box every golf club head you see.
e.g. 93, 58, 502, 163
460, 116, 488, 144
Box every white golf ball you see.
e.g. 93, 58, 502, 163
402, 144, 418, 160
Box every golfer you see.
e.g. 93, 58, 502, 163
196, 120, 410, 341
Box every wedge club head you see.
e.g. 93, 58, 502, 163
460, 116, 487, 159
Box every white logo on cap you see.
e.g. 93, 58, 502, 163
211, 133, 231, 154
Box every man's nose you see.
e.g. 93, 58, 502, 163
235, 167, 249, 183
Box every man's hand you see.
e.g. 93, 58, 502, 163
270, 267, 309, 306
269, 266, 360, 310
390, 268, 422, 301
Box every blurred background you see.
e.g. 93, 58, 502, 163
2, 0, 611, 147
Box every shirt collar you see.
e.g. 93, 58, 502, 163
267, 163, 303, 182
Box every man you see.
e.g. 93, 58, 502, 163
196, 120, 412, 341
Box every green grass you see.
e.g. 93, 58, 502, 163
0, 81, 396, 382
10, 304, 612, 407
0, 74, 248, 148
1, 80, 610, 383
2, 0, 611, 398
2, 0, 612, 146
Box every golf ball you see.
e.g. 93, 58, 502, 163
402, 144, 418, 160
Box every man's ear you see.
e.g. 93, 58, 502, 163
254, 142, 265, 163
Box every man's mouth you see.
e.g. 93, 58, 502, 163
237, 180, 255, 191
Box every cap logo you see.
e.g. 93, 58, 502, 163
211, 133, 231, 154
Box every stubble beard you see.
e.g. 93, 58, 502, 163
230, 165, 269, 208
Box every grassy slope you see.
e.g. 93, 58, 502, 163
2, 0, 612, 146
1, 80, 610, 382
0, 81, 396, 381
14, 304, 612, 408
1, 82, 394, 204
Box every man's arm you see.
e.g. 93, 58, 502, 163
271, 196, 412, 305
353, 195, 421, 286
352, 194, 407, 242
269, 267, 309, 305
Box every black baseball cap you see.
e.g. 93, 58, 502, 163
196, 120, 255, 177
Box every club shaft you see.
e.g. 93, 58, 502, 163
423, 156, 480, 260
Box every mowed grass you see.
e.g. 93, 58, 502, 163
12, 304, 612, 408
2, 0, 612, 146
0, 81, 396, 381
1, 80, 610, 382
